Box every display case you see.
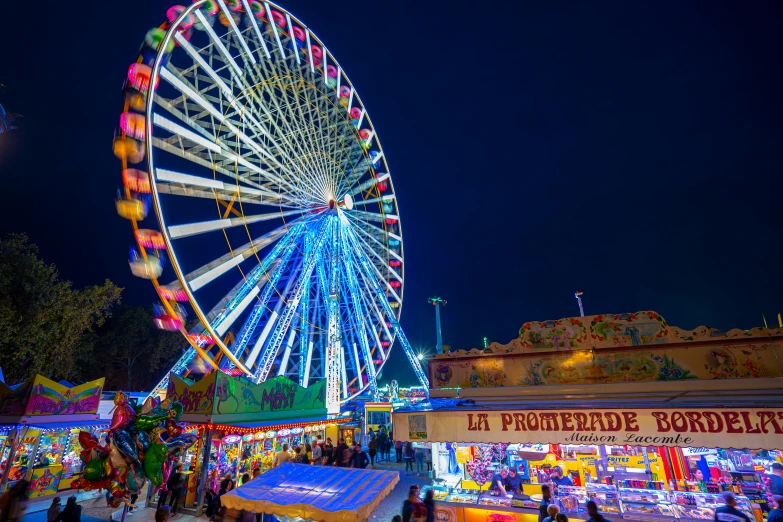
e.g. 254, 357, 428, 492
586, 483, 622, 515
619, 488, 678, 521
478, 492, 513, 508
444, 489, 479, 504
672, 492, 754, 521
558, 486, 587, 514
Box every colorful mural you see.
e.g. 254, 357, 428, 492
167, 373, 216, 415
430, 311, 783, 388
214, 374, 326, 419
172, 371, 328, 422
28, 466, 62, 498
25, 377, 104, 416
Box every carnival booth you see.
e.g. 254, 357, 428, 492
220, 462, 399, 522
167, 371, 354, 510
394, 311, 783, 522
0, 376, 107, 499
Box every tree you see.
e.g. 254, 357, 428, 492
88, 306, 186, 391
0, 233, 122, 382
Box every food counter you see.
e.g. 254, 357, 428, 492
422, 484, 759, 522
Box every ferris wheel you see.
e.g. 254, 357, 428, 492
114, 0, 428, 410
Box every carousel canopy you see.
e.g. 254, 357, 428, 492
220, 463, 399, 522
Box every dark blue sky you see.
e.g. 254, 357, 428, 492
1, 1, 781, 386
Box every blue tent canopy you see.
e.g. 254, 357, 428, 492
220, 463, 399, 522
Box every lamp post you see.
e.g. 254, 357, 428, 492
428, 297, 447, 354
575, 291, 585, 317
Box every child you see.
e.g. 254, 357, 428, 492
47, 497, 61, 522
543, 504, 560, 522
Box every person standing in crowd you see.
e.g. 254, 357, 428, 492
241, 473, 251, 486
415, 446, 425, 475
293, 447, 304, 463
770, 464, 783, 497
423, 489, 435, 522
715, 492, 751, 522
384, 437, 393, 462
392, 516, 403, 522
54, 496, 81, 522
538, 485, 552, 522
556, 514, 569, 522
252, 468, 261, 480
396, 440, 403, 463
334, 439, 349, 467
768, 496, 783, 522
368, 437, 378, 468
351, 444, 370, 469
311, 439, 323, 465
167, 464, 185, 515
47, 497, 62, 522
304, 443, 313, 464
377, 430, 387, 462
323, 438, 334, 465
274, 444, 291, 467
505, 466, 523, 494
425, 448, 433, 474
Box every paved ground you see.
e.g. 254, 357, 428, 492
21, 450, 430, 522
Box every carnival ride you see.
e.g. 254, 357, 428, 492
115, 0, 428, 411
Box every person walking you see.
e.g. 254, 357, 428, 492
54, 496, 81, 522
396, 440, 403, 463
423, 489, 435, 522
0, 480, 28, 522
47, 497, 62, 522
167, 464, 185, 515
368, 437, 378, 468
404, 442, 415, 474
402, 486, 424, 522
415, 446, 425, 475
351, 444, 370, 469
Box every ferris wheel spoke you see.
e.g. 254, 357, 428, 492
344, 227, 427, 388
339, 243, 378, 397
229, 232, 301, 362
250, 217, 332, 381
172, 33, 304, 182
238, 0, 271, 60
167, 207, 318, 240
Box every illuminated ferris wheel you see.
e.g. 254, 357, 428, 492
114, 0, 428, 411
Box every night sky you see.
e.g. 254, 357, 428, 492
1, 1, 781, 387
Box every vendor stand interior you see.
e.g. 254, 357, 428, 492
395, 311, 783, 522
0, 376, 107, 500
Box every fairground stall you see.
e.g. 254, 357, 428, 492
394, 311, 783, 522
0, 376, 107, 500
167, 370, 353, 511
